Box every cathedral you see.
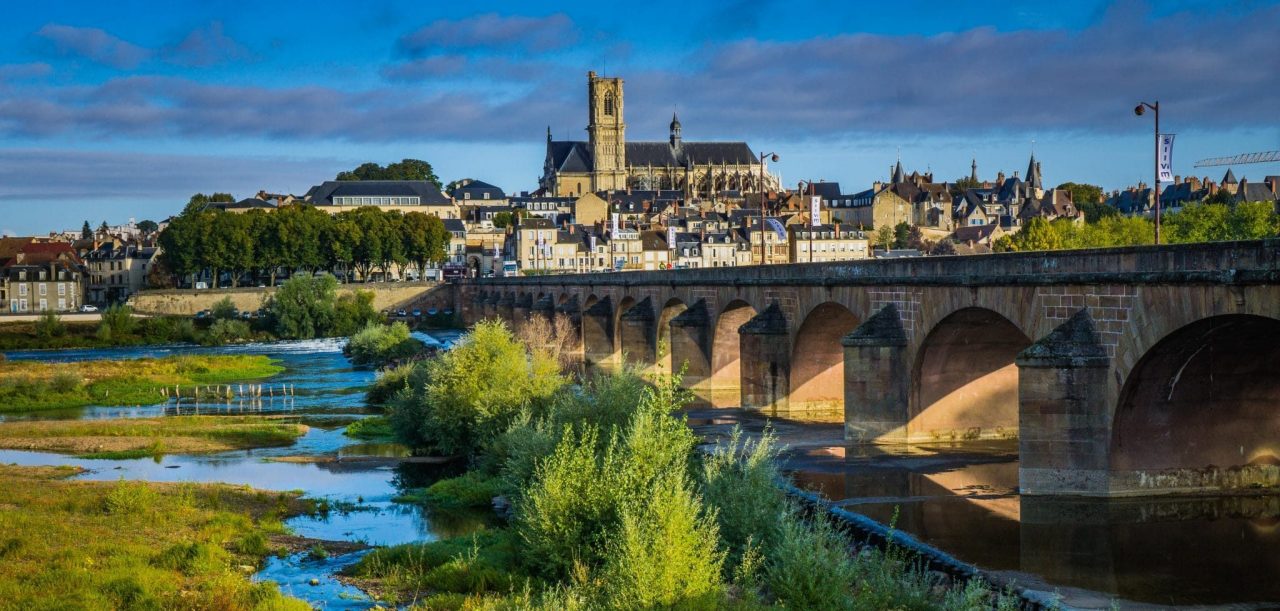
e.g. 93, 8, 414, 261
539, 71, 780, 198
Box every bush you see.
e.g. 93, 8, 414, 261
701, 428, 789, 573
210, 296, 238, 321
332, 290, 380, 336
345, 322, 423, 367
765, 513, 860, 610
33, 310, 66, 339
143, 317, 199, 344
367, 362, 424, 406
387, 320, 563, 456
406, 471, 508, 510
266, 274, 338, 339
49, 372, 81, 394
98, 304, 136, 339
205, 319, 251, 346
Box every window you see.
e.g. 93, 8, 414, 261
58, 283, 65, 296
19, 284, 27, 296
38, 299, 47, 311
604, 93, 616, 116
483, 193, 490, 200
58, 298, 66, 311
39, 284, 46, 296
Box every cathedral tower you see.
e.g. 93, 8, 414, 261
587, 71, 626, 191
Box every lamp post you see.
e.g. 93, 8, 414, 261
1134, 101, 1161, 245
758, 151, 779, 265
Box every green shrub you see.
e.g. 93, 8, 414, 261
49, 371, 81, 394
367, 362, 424, 405
210, 296, 238, 321
344, 415, 394, 440
387, 320, 563, 456
205, 319, 251, 346
599, 476, 724, 609
332, 289, 380, 336
266, 274, 338, 340
345, 321, 423, 367
765, 513, 859, 610
33, 310, 66, 339
98, 304, 136, 338
701, 427, 788, 573
104, 480, 158, 514
347, 530, 522, 597
402, 471, 509, 511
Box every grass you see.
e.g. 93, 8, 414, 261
0, 354, 285, 412
394, 471, 509, 510
0, 463, 312, 610
344, 415, 395, 441
344, 529, 528, 605
0, 415, 308, 458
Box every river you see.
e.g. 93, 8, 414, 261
4, 337, 1278, 609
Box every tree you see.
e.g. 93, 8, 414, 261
873, 225, 895, 250
1058, 182, 1112, 223
402, 211, 451, 277
137, 220, 159, 235
268, 274, 339, 339
336, 159, 442, 190
1203, 189, 1234, 207
98, 221, 109, 237
930, 238, 957, 256
1008, 217, 1064, 252
892, 222, 911, 249
80, 221, 92, 240
905, 225, 926, 250
949, 176, 980, 198
205, 212, 255, 287
491, 211, 515, 229
325, 212, 363, 282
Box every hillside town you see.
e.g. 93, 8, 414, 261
3, 72, 1279, 314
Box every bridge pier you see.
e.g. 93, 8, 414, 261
556, 296, 584, 370
495, 293, 514, 325
739, 303, 790, 413
582, 297, 616, 372
842, 304, 910, 444
511, 294, 533, 334
482, 293, 499, 320
619, 297, 656, 369
669, 300, 712, 401
1016, 310, 1112, 496
532, 294, 555, 325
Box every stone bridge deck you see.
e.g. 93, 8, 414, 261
458, 240, 1280, 497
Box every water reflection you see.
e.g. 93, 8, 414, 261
786, 443, 1280, 607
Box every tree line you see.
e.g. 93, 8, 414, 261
995, 201, 1280, 252
158, 195, 452, 288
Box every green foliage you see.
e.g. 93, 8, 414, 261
345, 322, 424, 367
893, 222, 911, 249
367, 362, 426, 406
96, 304, 136, 341
344, 415, 394, 440
701, 429, 788, 573
33, 310, 65, 339
332, 290, 382, 337
210, 296, 238, 320
998, 201, 1278, 253
336, 158, 442, 189
873, 225, 895, 249
347, 530, 523, 598
205, 319, 252, 346
398, 471, 509, 511
387, 320, 564, 456
765, 515, 860, 610
491, 211, 515, 229
267, 274, 338, 339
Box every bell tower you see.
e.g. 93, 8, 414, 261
587, 71, 626, 192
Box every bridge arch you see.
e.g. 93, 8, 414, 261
657, 298, 688, 375
911, 307, 1031, 442
709, 299, 757, 407
790, 302, 860, 413
1110, 314, 1280, 487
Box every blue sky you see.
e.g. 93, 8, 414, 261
1, 0, 1278, 234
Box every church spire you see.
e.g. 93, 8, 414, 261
891, 158, 905, 184
1026, 152, 1042, 190
669, 112, 682, 148
970, 157, 978, 183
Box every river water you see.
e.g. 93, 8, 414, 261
4, 338, 1277, 609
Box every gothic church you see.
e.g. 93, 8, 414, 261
539, 71, 779, 198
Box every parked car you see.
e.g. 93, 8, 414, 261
396, 309, 407, 317
412, 309, 422, 317
79, 305, 99, 313
195, 310, 209, 320
427, 308, 438, 316
443, 308, 454, 316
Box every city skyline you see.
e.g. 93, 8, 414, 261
1, 0, 1279, 234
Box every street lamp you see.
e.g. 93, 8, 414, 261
1135, 101, 1161, 245
758, 151, 779, 265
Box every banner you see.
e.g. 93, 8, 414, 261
1158, 134, 1175, 183
810, 195, 821, 227
667, 225, 677, 245
611, 212, 619, 235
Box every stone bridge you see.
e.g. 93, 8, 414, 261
455, 240, 1280, 497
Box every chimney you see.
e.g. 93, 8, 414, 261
1174, 175, 1182, 185
1188, 176, 1201, 191
1266, 176, 1278, 195
570, 224, 576, 234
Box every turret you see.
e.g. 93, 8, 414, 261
669, 112, 682, 148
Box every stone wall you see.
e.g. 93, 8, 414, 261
128, 282, 454, 316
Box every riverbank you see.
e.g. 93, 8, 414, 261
0, 463, 314, 609
0, 354, 284, 412
0, 415, 308, 458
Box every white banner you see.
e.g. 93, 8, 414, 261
667, 225, 677, 245
809, 195, 822, 227
611, 212, 619, 235
1158, 134, 1175, 183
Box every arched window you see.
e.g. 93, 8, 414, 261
604, 93, 616, 117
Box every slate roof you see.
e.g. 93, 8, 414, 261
304, 180, 450, 205
1239, 181, 1278, 203
548, 140, 757, 173
953, 224, 1001, 243
453, 180, 506, 200
209, 198, 275, 211
806, 182, 842, 199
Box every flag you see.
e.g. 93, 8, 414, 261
1158, 134, 1175, 183
810, 195, 822, 228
